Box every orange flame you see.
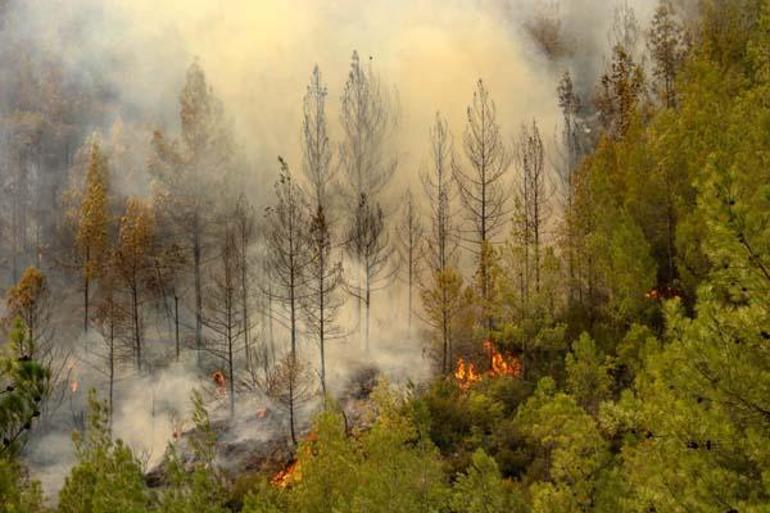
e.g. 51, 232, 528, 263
69, 380, 79, 394
271, 460, 300, 488
270, 431, 317, 488
454, 341, 522, 389
486, 341, 523, 378
454, 358, 481, 389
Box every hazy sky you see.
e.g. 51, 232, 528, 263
3, 0, 656, 196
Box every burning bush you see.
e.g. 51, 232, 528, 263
454, 358, 481, 390
485, 341, 523, 378
453, 341, 522, 390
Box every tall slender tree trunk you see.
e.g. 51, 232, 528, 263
241, 257, 251, 374
228, 332, 235, 417
132, 283, 141, 371
568, 223, 576, 304
84, 246, 90, 333
193, 229, 203, 368
108, 317, 115, 430
523, 171, 530, 306
288, 222, 297, 445
174, 293, 180, 361
481, 163, 490, 333
439, 193, 450, 373
268, 285, 276, 365
365, 267, 371, 353
442, 288, 449, 374
534, 192, 541, 293
407, 244, 413, 329
319, 252, 327, 402
288, 289, 297, 445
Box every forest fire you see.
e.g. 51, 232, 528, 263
485, 341, 523, 378
271, 459, 300, 488
270, 431, 317, 487
454, 341, 522, 389
454, 358, 481, 389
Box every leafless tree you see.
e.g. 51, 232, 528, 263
302, 65, 334, 210
422, 113, 459, 274
146, 215, 187, 362
260, 255, 277, 370
243, 244, 277, 389
514, 120, 548, 300
202, 223, 248, 417
420, 113, 460, 371
260, 352, 315, 445
395, 190, 424, 328
300, 65, 344, 399
339, 51, 397, 203
90, 273, 131, 425
232, 194, 257, 376
0, 129, 35, 284
303, 206, 343, 400
345, 194, 396, 352
263, 159, 313, 443
453, 79, 511, 330
149, 60, 234, 368
339, 51, 397, 334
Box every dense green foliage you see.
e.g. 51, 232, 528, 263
1, 319, 48, 513
57, 391, 148, 513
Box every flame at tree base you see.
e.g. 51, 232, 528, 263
271, 459, 300, 488
270, 431, 317, 487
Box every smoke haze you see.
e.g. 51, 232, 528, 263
3, 0, 656, 192
0, 0, 663, 500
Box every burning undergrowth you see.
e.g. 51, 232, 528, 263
453, 340, 523, 390
269, 430, 320, 489
145, 361, 384, 491
23, 314, 431, 499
